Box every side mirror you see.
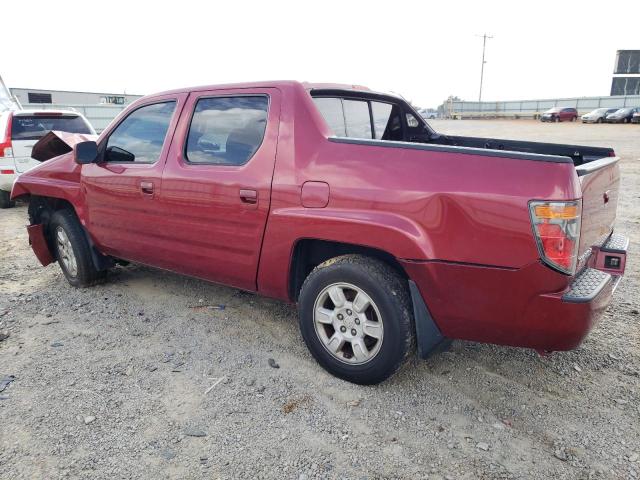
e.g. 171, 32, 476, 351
74, 141, 98, 165
105, 146, 135, 163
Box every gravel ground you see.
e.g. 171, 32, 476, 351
1, 120, 638, 480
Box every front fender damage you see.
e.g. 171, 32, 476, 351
26, 224, 54, 266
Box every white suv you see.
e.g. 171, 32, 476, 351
0, 109, 95, 208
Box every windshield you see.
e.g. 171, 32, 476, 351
11, 115, 92, 140
589, 108, 607, 114
613, 109, 630, 115
545, 108, 560, 113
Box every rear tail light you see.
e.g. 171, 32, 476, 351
529, 200, 582, 275
1, 169, 15, 174
0, 112, 13, 158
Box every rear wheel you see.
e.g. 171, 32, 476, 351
298, 255, 414, 385
0, 190, 15, 209
50, 209, 106, 287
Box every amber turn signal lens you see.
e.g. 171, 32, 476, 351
533, 204, 579, 220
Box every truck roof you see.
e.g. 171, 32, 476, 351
143, 80, 395, 100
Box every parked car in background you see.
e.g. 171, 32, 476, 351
605, 107, 640, 123
581, 108, 619, 124
10, 81, 627, 384
632, 111, 640, 124
418, 109, 437, 120
0, 110, 95, 208
540, 107, 578, 122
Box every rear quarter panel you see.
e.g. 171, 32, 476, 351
258, 86, 581, 300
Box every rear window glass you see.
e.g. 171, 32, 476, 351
343, 100, 372, 139
11, 115, 91, 140
313, 98, 347, 137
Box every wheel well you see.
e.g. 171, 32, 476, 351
28, 195, 115, 272
28, 195, 76, 226
289, 239, 407, 301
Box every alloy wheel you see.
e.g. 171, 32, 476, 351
313, 282, 384, 365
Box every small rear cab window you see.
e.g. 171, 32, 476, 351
11, 115, 92, 140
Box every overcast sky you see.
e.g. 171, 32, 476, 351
3, 0, 638, 108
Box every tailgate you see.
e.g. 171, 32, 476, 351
12, 139, 39, 172
577, 156, 620, 256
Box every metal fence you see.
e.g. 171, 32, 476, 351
443, 95, 640, 119
21, 103, 127, 133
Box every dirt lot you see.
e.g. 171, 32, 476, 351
1, 120, 638, 480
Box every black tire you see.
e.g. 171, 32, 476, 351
555, 116, 560, 123
597, 117, 603, 124
0, 190, 15, 209
49, 209, 106, 287
298, 255, 414, 385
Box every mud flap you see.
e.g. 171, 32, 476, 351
409, 280, 450, 359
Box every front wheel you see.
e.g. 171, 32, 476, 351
298, 255, 414, 385
555, 116, 560, 123
597, 117, 603, 124
50, 209, 106, 287
0, 190, 15, 209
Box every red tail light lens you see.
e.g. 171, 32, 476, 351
0, 112, 13, 158
529, 200, 582, 274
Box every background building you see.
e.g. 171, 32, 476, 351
7, 88, 143, 132
611, 50, 640, 95
9, 88, 142, 107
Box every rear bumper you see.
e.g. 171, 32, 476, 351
0, 172, 17, 192
402, 234, 628, 352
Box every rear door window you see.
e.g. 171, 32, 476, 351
185, 96, 269, 165
11, 115, 92, 140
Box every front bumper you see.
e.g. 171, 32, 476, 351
402, 233, 628, 352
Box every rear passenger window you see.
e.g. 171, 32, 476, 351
186, 96, 268, 165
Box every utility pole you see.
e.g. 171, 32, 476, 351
477, 33, 493, 103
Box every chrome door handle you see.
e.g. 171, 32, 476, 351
239, 189, 257, 204
140, 181, 154, 195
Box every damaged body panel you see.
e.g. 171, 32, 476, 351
31, 130, 98, 162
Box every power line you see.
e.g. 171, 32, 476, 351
477, 34, 493, 103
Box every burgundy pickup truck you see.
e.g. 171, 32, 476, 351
11, 81, 628, 384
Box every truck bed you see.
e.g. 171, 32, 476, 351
433, 134, 614, 166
